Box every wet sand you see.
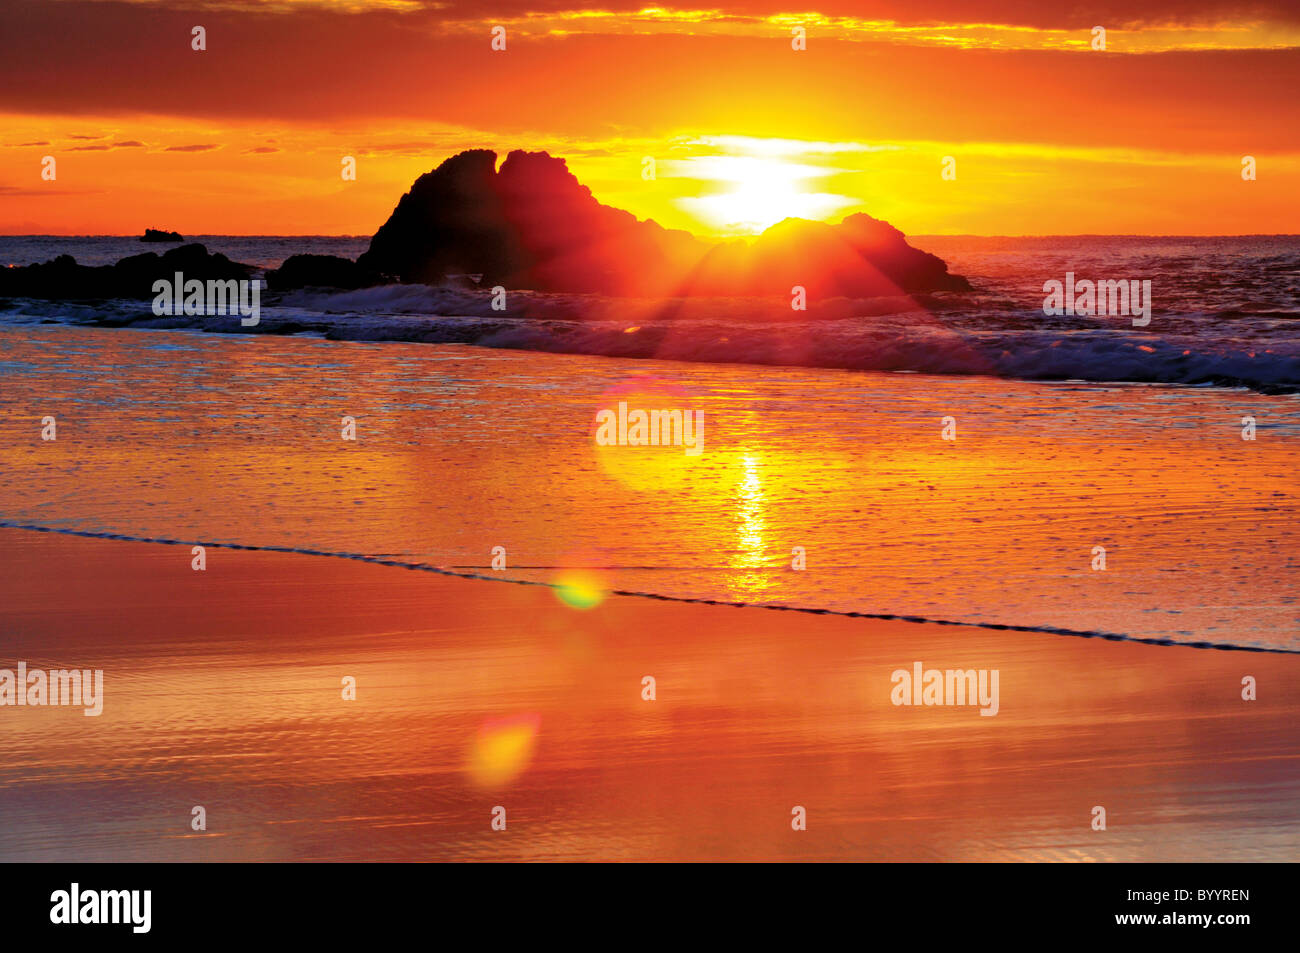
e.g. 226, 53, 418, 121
0, 526, 1295, 862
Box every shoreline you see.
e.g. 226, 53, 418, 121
2, 520, 1293, 656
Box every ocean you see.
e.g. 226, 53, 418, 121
1, 234, 1297, 652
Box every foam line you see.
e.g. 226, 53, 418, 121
1, 519, 1294, 655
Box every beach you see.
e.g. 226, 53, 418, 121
0, 526, 1295, 862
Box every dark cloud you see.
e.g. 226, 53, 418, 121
164, 143, 219, 152
0, 0, 1295, 155
64, 139, 145, 151
385, 0, 1300, 29
245, 146, 279, 153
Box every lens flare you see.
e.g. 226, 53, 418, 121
467, 714, 540, 789
553, 570, 606, 609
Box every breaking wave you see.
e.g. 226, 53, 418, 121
3, 282, 1298, 394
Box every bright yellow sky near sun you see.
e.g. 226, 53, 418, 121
1, 3, 1298, 236
4, 116, 1294, 237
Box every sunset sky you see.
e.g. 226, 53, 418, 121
1, 0, 1297, 236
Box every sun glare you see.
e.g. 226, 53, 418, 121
674, 154, 856, 235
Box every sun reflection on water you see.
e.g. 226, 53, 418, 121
726, 451, 773, 600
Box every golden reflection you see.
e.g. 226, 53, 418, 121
726, 451, 773, 600
592, 377, 706, 493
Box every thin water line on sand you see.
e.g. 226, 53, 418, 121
1, 518, 1295, 656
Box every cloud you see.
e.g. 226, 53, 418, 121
244, 146, 279, 153
164, 143, 220, 152
67, 139, 146, 151
70, 1, 1300, 30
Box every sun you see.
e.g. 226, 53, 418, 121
674, 154, 856, 235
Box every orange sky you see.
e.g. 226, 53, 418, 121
1, 0, 1298, 236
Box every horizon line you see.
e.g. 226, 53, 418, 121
4, 232, 1300, 241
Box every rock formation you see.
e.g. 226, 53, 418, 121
358, 149, 970, 297
265, 254, 381, 291
0, 243, 251, 299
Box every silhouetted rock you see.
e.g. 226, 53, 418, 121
140, 228, 183, 242
696, 214, 970, 296
266, 254, 382, 291
359, 149, 970, 297
0, 243, 253, 299
2, 153, 969, 303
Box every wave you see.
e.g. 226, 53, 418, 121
2, 519, 1292, 654
3, 284, 1299, 393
